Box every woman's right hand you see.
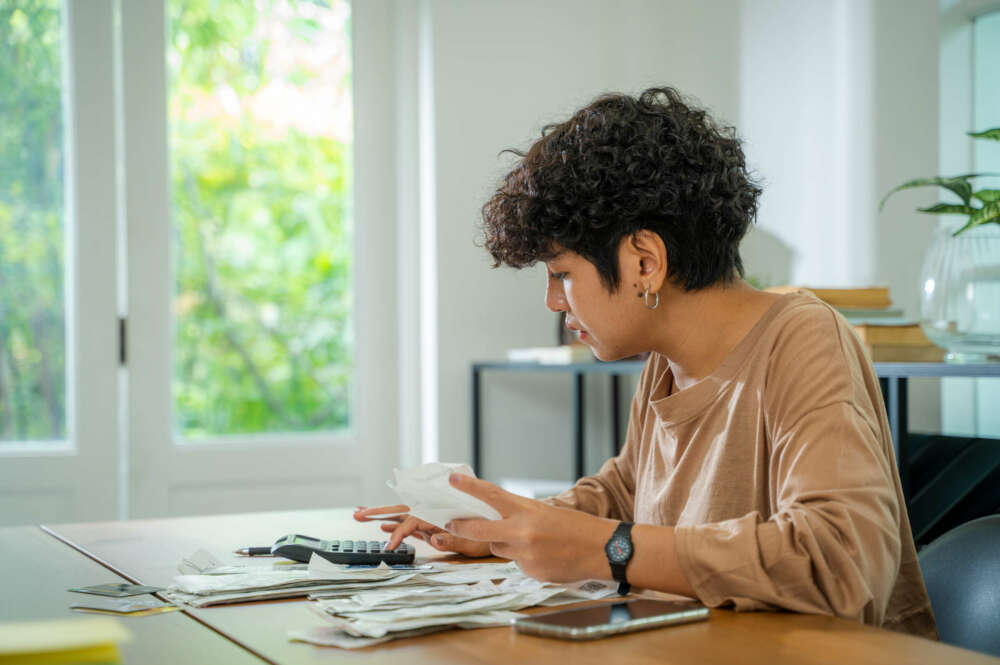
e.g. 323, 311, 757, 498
353, 504, 492, 558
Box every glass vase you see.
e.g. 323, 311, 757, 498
920, 220, 1000, 363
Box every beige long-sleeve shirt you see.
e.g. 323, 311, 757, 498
547, 292, 937, 638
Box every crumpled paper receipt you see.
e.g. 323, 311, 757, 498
388, 462, 501, 529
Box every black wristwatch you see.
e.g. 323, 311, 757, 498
604, 521, 634, 595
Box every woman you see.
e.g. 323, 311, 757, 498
355, 87, 936, 638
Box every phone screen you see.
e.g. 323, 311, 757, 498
523, 599, 704, 629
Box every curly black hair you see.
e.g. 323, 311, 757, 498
480, 87, 761, 292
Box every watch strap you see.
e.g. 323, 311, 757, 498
606, 522, 634, 595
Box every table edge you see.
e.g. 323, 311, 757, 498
38, 524, 276, 665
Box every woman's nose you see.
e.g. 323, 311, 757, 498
545, 280, 567, 312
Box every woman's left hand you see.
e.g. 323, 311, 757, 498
444, 473, 617, 583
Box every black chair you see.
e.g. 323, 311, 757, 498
918, 514, 1000, 656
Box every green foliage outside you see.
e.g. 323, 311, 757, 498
169, 0, 353, 437
0, 0, 65, 441
0, 0, 353, 441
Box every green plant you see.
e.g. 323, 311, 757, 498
879, 128, 1000, 236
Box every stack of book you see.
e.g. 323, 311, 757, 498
768, 285, 944, 362
851, 322, 944, 362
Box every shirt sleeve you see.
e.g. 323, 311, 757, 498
541, 355, 661, 521
543, 453, 635, 520
673, 308, 903, 624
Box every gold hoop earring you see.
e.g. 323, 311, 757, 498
644, 287, 659, 310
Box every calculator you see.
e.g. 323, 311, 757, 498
270, 533, 415, 565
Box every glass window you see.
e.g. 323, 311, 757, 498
971, 9, 1000, 437
973, 10, 1000, 178
0, 1, 67, 444
167, 0, 353, 438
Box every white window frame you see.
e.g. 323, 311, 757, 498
1, 0, 409, 525
0, 0, 121, 525
121, 0, 402, 518
939, 0, 1000, 437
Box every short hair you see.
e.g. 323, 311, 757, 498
480, 86, 761, 292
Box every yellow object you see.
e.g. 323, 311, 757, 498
0, 617, 130, 664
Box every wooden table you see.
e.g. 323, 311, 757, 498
0, 524, 262, 664
35, 508, 999, 665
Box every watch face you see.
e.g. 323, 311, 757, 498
606, 534, 632, 563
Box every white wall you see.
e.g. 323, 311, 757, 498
738, 0, 941, 432
398, 0, 945, 477
423, 0, 742, 475
741, 0, 873, 288
739, 0, 939, 313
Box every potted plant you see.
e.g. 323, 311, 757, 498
880, 128, 1000, 362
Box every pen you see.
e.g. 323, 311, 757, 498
233, 546, 273, 556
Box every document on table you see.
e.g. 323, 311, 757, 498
166, 551, 431, 607
165, 549, 530, 607
295, 561, 619, 648
165, 546, 618, 648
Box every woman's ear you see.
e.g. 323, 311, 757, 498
626, 230, 667, 293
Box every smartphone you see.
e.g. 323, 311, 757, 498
513, 599, 708, 641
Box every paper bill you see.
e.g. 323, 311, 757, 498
167, 549, 436, 607
179, 548, 303, 575
284, 560, 620, 647
318, 579, 506, 613
414, 561, 522, 585
174, 558, 409, 596
537, 578, 619, 605
306, 555, 426, 580
317, 609, 521, 639
289, 624, 450, 649
388, 462, 502, 529
330, 586, 564, 623
164, 581, 419, 608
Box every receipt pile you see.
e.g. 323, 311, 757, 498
163, 550, 424, 607
165, 549, 616, 648
292, 558, 618, 648
165, 550, 505, 607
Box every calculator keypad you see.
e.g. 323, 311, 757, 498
313, 540, 413, 565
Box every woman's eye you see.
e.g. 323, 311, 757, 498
550, 272, 567, 281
